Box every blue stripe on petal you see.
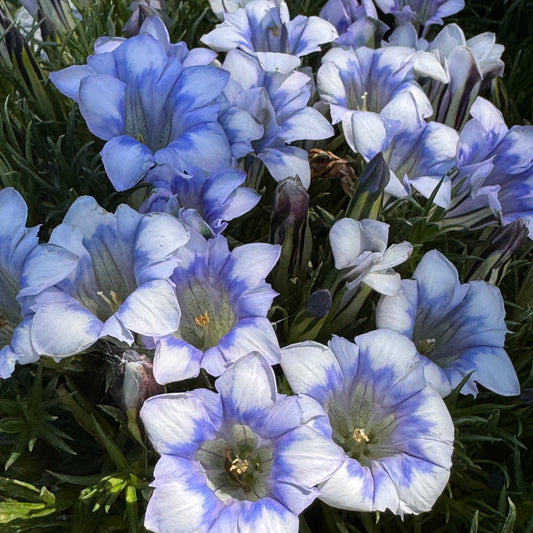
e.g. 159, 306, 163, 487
153, 336, 203, 384
274, 425, 344, 488
145, 456, 222, 533
281, 341, 343, 405
318, 458, 374, 512
215, 354, 277, 426
140, 393, 219, 456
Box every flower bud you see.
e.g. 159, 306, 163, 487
110, 349, 164, 443
271, 176, 312, 286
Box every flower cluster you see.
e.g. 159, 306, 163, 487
0, 0, 529, 531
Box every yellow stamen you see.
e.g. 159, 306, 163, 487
417, 337, 437, 355
358, 91, 368, 111
268, 23, 281, 37
97, 290, 122, 312
229, 456, 249, 476
353, 427, 370, 443
194, 310, 210, 327
225, 449, 251, 492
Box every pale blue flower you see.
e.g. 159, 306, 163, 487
281, 331, 454, 515
20, 196, 190, 358
423, 24, 504, 129
319, 0, 378, 35
446, 97, 533, 237
317, 45, 434, 160
201, 0, 338, 60
0, 188, 41, 377
152, 234, 281, 383
140, 165, 260, 235
221, 48, 334, 187
374, 0, 464, 28
330, 218, 412, 296
49, 16, 245, 192
376, 250, 520, 396
334, 87, 458, 207
140, 354, 344, 533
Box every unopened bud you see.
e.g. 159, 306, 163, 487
306, 289, 332, 318
271, 176, 312, 287
110, 349, 164, 443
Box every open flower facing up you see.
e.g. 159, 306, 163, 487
221, 48, 334, 187
140, 354, 344, 533
140, 165, 260, 235
201, 0, 338, 61
152, 234, 281, 383
317, 45, 434, 156
281, 331, 454, 515
0, 188, 41, 377
49, 16, 245, 192
329, 218, 413, 296
376, 250, 520, 396
20, 196, 190, 358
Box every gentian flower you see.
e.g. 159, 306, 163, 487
329, 218, 412, 295
376, 249, 520, 396
446, 97, 533, 237
426, 24, 504, 129
281, 331, 455, 515
371, 92, 459, 207
319, 0, 379, 35
387, 23, 504, 129
140, 353, 344, 532
201, 0, 338, 60
373, 0, 464, 28
221, 48, 334, 187
0, 188, 40, 378
140, 165, 260, 235
49, 16, 244, 192
317, 45, 434, 156
152, 234, 281, 383
20, 196, 189, 358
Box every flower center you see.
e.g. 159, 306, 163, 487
328, 384, 397, 466
174, 282, 236, 351
415, 337, 437, 356
194, 310, 210, 328
123, 88, 172, 152
195, 424, 273, 503
97, 290, 123, 313
225, 450, 252, 493
352, 427, 370, 444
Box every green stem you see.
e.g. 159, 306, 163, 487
360, 513, 378, 533
325, 132, 346, 153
